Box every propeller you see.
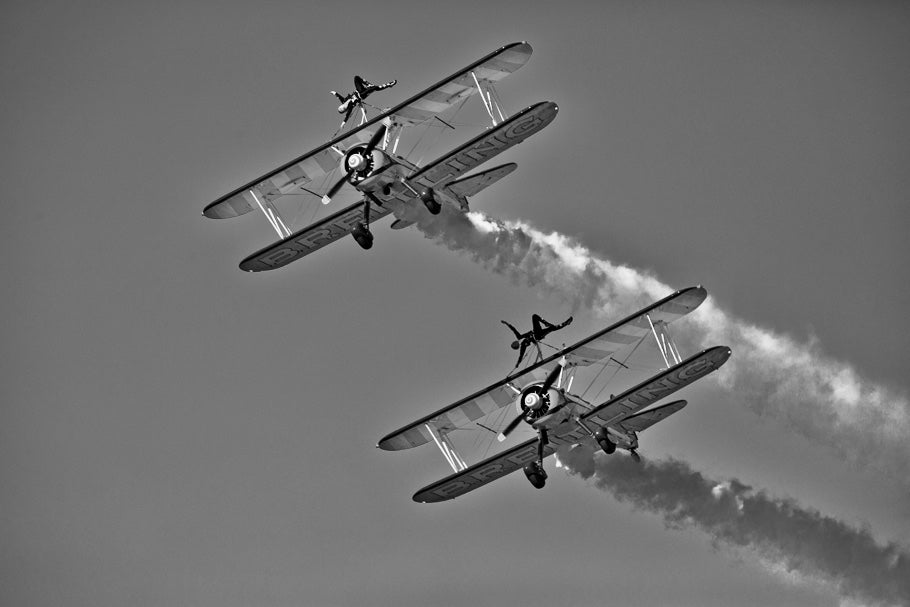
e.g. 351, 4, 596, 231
498, 411, 526, 442
322, 125, 387, 205
497, 359, 566, 442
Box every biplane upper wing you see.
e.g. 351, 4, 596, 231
412, 347, 730, 503
562, 287, 708, 368
389, 42, 533, 126
378, 286, 707, 451
377, 365, 535, 452
202, 42, 533, 220
203, 128, 375, 220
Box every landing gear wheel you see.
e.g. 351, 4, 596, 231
420, 189, 441, 215
594, 427, 616, 455
629, 450, 641, 463
523, 461, 548, 489
352, 222, 373, 250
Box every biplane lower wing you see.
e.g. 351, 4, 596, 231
413, 437, 554, 503
239, 198, 392, 272
378, 286, 707, 452
412, 346, 730, 503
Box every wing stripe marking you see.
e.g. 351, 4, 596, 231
460, 401, 486, 422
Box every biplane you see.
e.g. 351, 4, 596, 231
202, 42, 558, 272
378, 286, 732, 503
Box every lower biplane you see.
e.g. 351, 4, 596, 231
378, 286, 732, 503
202, 42, 558, 271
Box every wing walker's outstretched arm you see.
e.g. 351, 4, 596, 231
500, 319, 523, 340
501, 320, 532, 368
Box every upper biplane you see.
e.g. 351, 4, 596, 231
378, 286, 732, 503
202, 42, 558, 272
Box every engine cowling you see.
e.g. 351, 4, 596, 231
516, 383, 563, 421
342, 145, 387, 182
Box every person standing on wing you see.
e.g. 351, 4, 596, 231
331, 75, 397, 129
501, 314, 573, 368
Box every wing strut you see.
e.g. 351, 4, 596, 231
471, 72, 506, 126
249, 189, 291, 239
646, 315, 683, 368
425, 423, 468, 473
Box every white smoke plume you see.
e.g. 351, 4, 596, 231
412, 209, 910, 481
557, 448, 910, 607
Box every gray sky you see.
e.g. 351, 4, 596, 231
3, 1, 909, 606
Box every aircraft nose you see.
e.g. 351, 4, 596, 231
348, 154, 365, 170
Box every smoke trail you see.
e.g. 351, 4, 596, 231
557, 448, 910, 606
412, 209, 910, 481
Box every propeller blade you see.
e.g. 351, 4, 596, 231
540, 361, 564, 392
497, 412, 526, 442
321, 173, 349, 205
364, 124, 387, 155
322, 125, 385, 205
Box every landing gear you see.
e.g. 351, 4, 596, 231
352, 196, 377, 250
523, 461, 547, 489
420, 189, 441, 215
594, 427, 616, 455
523, 427, 550, 489
352, 222, 373, 249
629, 449, 641, 463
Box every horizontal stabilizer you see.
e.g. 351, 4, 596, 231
390, 219, 415, 230
617, 400, 687, 433
446, 163, 517, 197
